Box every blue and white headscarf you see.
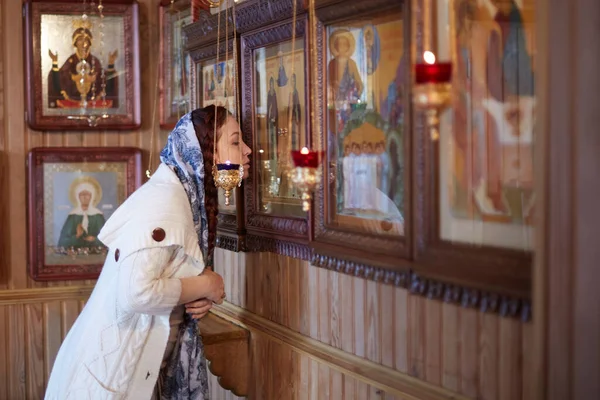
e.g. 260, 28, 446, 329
157, 112, 210, 400
160, 112, 209, 261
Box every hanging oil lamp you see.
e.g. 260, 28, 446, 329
288, 147, 322, 212
285, 0, 323, 213
412, 50, 452, 140
212, 0, 243, 206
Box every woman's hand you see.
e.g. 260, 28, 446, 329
185, 298, 212, 320
201, 269, 225, 304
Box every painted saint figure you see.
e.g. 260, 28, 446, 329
277, 50, 288, 87
204, 70, 210, 100
208, 69, 216, 100
57, 177, 106, 249
47, 21, 119, 109
266, 76, 279, 164
288, 73, 301, 149
453, 0, 535, 221
362, 25, 381, 76
328, 29, 364, 103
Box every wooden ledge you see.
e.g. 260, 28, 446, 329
213, 302, 467, 400
0, 285, 94, 305
198, 311, 250, 397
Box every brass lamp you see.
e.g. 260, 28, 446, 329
213, 162, 243, 206
412, 51, 452, 140
288, 147, 322, 212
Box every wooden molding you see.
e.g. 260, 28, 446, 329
213, 302, 468, 400
198, 313, 250, 396
0, 285, 94, 305
312, 252, 531, 321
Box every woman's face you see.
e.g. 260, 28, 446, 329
216, 116, 252, 179
75, 36, 91, 58
78, 190, 92, 207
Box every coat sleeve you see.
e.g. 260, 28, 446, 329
116, 246, 184, 316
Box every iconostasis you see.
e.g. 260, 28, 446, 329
23, 0, 536, 321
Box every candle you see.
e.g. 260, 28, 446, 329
415, 51, 452, 84
216, 160, 240, 171
291, 147, 321, 168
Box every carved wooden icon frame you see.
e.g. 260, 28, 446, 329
311, 0, 411, 280
159, 0, 193, 129
410, 0, 533, 318
27, 147, 142, 281
307, 0, 532, 320
189, 36, 245, 252
241, 14, 312, 259
23, 1, 141, 130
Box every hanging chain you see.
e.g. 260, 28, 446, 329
98, 0, 107, 116
213, 1, 222, 164
308, 0, 320, 161
231, 0, 241, 162
286, 0, 298, 167
89, 0, 97, 103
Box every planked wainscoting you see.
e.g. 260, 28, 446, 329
214, 249, 534, 400
0, 288, 91, 400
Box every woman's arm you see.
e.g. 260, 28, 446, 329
117, 246, 224, 316
179, 269, 224, 305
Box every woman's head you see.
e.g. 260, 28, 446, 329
75, 182, 95, 209
191, 105, 252, 179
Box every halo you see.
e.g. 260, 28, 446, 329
69, 175, 103, 207
329, 29, 356, 58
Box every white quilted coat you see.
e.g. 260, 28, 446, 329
45, 164, 206, 400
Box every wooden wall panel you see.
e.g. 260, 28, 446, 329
0, 0, 165, 291
0, 300, 81, 400
0, 0, 534, 399
214, 249, 534, 400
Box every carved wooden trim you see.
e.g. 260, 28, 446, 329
184, 0, 305, 51
27, 147, 143, 281
314, 0, 400, 22
213, 302, 470, 400
0, 286, 94, 305
311, 252, 531, 321
188, 34, 236, 63
216, 233, 245, 253
24, 2, 141, 130
411, 0, 532, 298
245, 234, 311, 261
311, 2, 410, 271
241, 17, 311, 254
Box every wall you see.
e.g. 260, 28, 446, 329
212, 250, 533, 400
0, 0, 167, 398
0, 1, 532, 400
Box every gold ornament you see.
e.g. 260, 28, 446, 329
212, 163, 243, 206
412, 82, 451, 141
288, 166, 321, 212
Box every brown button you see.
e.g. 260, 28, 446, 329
152, 228, 166, 242
114, 249, 120, 262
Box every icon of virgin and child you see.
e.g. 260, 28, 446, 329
57, 176, 106, 250
47, 18, 119, 109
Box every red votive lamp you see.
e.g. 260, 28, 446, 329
291, 147, 320, 168
415, 51, 452, 84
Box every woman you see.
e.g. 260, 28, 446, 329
58, 177, 106, 250
45, 105, 252, 400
